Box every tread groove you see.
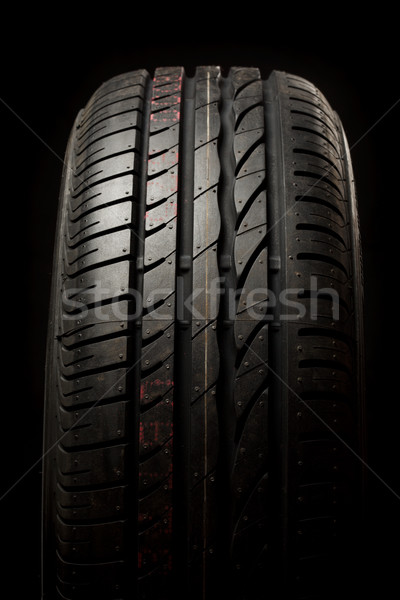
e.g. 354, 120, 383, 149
173, 71, 195, 592
216, 73, 241, 573
295, 223, 348, 247
293, 169, 343, 197
297, 251, 349, 276
295, 194, 345, 220
292, 125, 338, 153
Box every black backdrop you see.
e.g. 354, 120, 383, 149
1, 15, 398, 596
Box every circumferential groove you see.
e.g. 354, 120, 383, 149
216, 73, 239, 568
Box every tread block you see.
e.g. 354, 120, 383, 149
234, 224, 267, 279
84, 82, 144, 116
57, 485, 128, 521
69, 174, 136, 215
143, 258, 175, 309
145, 195, 177, 230
56, 519, 126, 561
72, 152, 138, 194
236, 324, 268, 376
59, 367, 128, 408
190, 387, 219, 482
191, 324, 219, 400
61, 304, 130, 346
192, 190, 220, 257
191, 250, 220, 324
76, 113, 141, 150
76, 129, 140, 173
139, 397, 173, 456
57, 444, 129, 487
140, 325, 174, 372
138, 507, 173, 575
144, 218, 176, 266
61, 336, 130, 377
140, 360, 174, 408
232, 390, 268, 499
78, 97, 142, 139
56, 556, 127, 598
59, 401, 128, 448
139, 438, 173, 493
62, 261, 130, 308
64, 229, 132, 277
67, 201, 133, 245
138, 475, 173, 530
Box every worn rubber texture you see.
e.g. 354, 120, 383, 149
42, 67, 365, 600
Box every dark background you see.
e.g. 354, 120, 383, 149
1, 13, 398, 596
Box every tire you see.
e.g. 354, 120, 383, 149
42, 66, 365, 600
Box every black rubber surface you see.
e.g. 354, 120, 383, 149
42, 66, 365, 599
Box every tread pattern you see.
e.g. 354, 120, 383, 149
264, 71, 361, 598
138, 66, 182, 598
53, 69, 150, 600
216, 68, 269, 596
187, 67, 221, 596
43, 67, 364, 600
229, 68, 269, 589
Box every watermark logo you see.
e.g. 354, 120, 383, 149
62, 276, 339, 322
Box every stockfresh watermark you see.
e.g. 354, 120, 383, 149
62, 275, 340, 323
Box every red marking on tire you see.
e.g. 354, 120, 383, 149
138, 70, 181, 575
139, 420, 144, 445
141, 379, 174, 400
